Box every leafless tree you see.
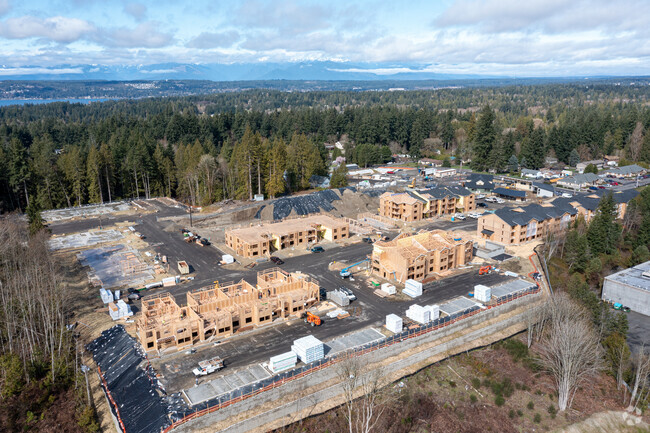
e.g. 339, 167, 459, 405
628, 122, 644, 161
525, 302, 550, 348
627, 346, 650, 412
0, 217, 70, 388
537, 293, 603, 411
337, 354, 388, 433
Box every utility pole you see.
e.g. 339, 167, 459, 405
189, 206, 193, 227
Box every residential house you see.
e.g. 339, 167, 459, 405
521, 168, 542, 179
556, 173, 600, 190
532, 181, 555, 198
576, 160, 605, 173
419, 158, 443, 167
493, 187, 527, 201
602, 164, 646, 178
463, 173, 495, 193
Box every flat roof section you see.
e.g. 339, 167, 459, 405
439, 296, 481, 316
605, 261, 650, 293
184, 363, 271, 406
325, 328, 385, 356
490, 279, 536, 299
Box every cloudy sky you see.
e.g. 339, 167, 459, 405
0, 0, 648, 76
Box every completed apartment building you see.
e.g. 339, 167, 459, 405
379, 186, 475, 222
225, 214, 349, 258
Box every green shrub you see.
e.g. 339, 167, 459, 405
533, 413, 542, 423
508, 409, 515, 419
548, 405, 557, 419
471, 377, 481, 389
501, 339, 529, 362
527, 401, 535, 410
77, 405, 100, 433
449, 380, 457, 388
470, 394, 478, 403
517, 409, 523, 417
495, 395, 505, 407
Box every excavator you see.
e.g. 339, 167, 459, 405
408, 178, 416, 188
478, 265, 493, 276
303, 312, 322, 326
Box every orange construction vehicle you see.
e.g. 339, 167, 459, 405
304, 312, 322, 326
478, 265, 493, 275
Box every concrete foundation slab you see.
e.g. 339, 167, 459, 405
440, 296, 480, 316
43, 202, 132, 222
49, 229, 124, 250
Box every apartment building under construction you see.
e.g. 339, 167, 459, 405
371, 229, 473, 284
136, 268, 319, 352
225, 214, 349, 258
379, 186, 475, 222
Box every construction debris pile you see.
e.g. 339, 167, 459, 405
136, 268, 320, 352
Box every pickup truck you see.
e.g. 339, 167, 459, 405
193, 357, 225, 376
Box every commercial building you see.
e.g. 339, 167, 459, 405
602, 261, 650, 316
136, 268, 319, 352
371, 229, 473, 283
379, 186, 475, 222
478, 202, 577, 245
225, 214, 349, 258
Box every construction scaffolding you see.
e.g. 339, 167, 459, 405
136, 268, 320, 353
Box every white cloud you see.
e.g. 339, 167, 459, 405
0, 16, 94, 43
0, 66, 83, 75
187, 31, 240, 49
0, 0, 10, 17
98, 22, 174, 48
123, 3, 147, 22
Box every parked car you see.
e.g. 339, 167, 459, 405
362, 237, 374, 243
477, 202, 488, 208
127, 292, 141, 301
476, 194, 486, 199
598, 185, 606, 189
484, 197, 496, 203
611, 181, 619, 186
454, 213, 466, 220
467, 212, 481, 219
270, 256, 284, 265
562, 192, 572, 198
310, 246, 325, 253
495, 198, 505, 204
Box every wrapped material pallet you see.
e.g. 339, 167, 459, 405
269, 351, 298, 373
385, 314, 403, 333
108, 302, 120, 320
424, 305, 440, 320
291, 335, 324, 363
162, 276, 177, 287
117, 300, 133, 318
403, 279, 423, 298
327, 290, 349, 306
100, 288, 113, 304
381, 283, 396, 295
474, 284, 491, 303
406, 304, 430, 324
222, 254, 234, 264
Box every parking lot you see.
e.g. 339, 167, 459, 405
50, 197, 520, 394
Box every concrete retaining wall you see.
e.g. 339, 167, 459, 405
176, 292, 542, 433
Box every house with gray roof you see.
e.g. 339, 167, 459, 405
556, 173, 600, 190
602, 164, 646, 178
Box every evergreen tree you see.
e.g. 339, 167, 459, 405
265, 138, 287, 198
584, 163, 598, 174
86, 145, 103, 204
330, 164, 348, 188
587, 193, 621, 255
471, 105, 496, 172
564, 229, 590, 272
507, 155, 519, 173
569, 149, 580, 167
26, 201, 45, 235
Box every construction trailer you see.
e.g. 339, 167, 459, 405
136, 268, 320, 353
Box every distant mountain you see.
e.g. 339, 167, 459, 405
0, 62, 490, 81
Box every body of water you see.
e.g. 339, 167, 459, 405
0, 98, 116, 107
